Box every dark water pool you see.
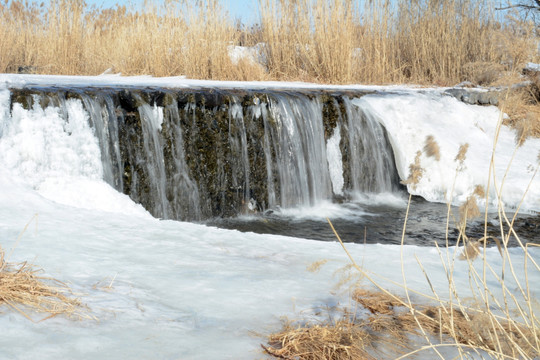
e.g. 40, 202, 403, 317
207, 195, 540, 247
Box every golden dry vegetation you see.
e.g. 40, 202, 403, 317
0, 0, 538, 85
0, 244, 87, 321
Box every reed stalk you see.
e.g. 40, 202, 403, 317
0, 0, 537, 85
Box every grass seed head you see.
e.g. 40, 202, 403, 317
515, 114, 534, 147
401, 151, 424, 189
423, 135, 441, 161
459, 239, 482, 260
455, 143, 469, 165
459, 194, 481, 224
307, 259, 329, 273
473, 184, 485, 198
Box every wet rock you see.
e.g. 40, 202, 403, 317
444, 88, 501, 106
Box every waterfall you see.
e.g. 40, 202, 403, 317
342, 97, 399, 193
264, 93, 333, 208
1, 87, 401, 221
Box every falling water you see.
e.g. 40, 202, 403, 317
1, 87, 401, 221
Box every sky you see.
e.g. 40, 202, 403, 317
86, 0, 260, 24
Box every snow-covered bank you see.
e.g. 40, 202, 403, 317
0, 73, 413, 92
0, 174, 537, 359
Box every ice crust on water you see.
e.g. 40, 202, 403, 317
0, 75, 538, 359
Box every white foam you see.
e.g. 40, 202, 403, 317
272, 200, 369, 221
351, 191, 408, 208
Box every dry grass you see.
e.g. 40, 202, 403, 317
0, 0, 538, 86
0, 0, 245, 79
455, 143, 469, 165
500, 87, 540, 143
0, 244, 87, 321
356, 289, 539, 358
263, 319, 377, 360
400, 151, 424, 189
459, 194, 481, 223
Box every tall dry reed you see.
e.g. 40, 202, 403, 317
0, 0, 537, 85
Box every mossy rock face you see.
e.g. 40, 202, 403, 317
118, 90, 141, 112
243, 95, 269, 210
107, 88, 399, 219
321, 94, 340, 141
116, 103, 148, 202
9, 89, 35, 110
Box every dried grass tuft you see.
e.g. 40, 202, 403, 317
352, 288, 401, 316
423, 135, 440, 161
500, 86, 540, 144
0, 245, 87, 321
265, 288, 540, 359
263, 319, 376, 360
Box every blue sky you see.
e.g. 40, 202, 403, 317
85, 0, 259, 24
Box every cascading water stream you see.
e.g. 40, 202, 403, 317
80, 93, 123, 189
1, 82, 538, 246
343, 97, 399, 193
264, 93, 333, 208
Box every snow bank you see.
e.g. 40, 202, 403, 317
227, 43, 267, 68
355, 93, 540, 213
0, 89, 150, 217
